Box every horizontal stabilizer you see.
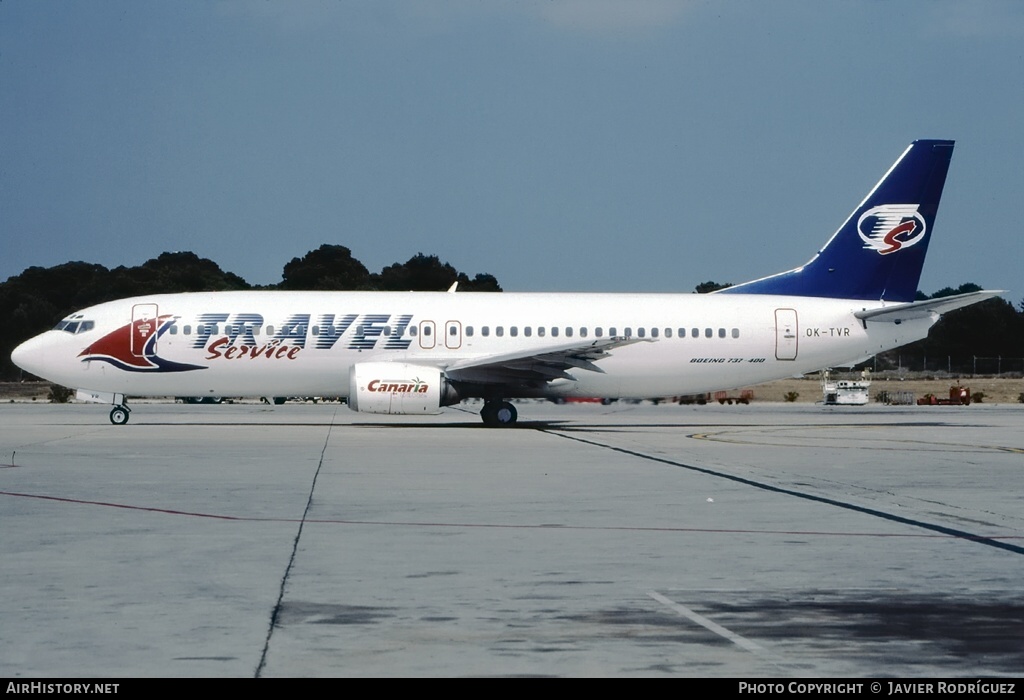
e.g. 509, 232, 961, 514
854, 290, 1004, 323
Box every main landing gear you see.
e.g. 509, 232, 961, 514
480, 400, 518, 427
109, 403, 131, 425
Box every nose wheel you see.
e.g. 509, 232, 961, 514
109, 404, 131, 425
481, 400, 517, 427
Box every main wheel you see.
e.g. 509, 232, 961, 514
109, 406, 130, 425
481, 401, 518, 427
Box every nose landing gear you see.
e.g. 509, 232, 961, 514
109, 404, 131, 425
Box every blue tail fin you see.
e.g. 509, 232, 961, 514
721, 139, 954, 302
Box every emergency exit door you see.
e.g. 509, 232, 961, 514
775, 308, 798, 361
131, 304, 159, 358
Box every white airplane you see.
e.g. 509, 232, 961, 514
11, 139, 1000, 426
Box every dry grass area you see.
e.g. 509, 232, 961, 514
0, 382, 53, 401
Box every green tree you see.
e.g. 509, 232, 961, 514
366, 253, 501, 292
920, 297, 1023, 361
874, 285, 1024, 373
1, 254, 250, 379
694, 281, 732, 294
459, 272, 502, 292
1, 262, 112, 379
279, 245, 372, 290
929, 282, 983, 299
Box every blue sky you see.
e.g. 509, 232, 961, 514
2, 1, 1022, 298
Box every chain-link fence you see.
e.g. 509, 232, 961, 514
866, 355, 1024, 376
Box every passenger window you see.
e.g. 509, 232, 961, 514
651, 328, 659, 338
184, 325, 192, 335
595, 327, 603, 338
497, 326, 504, 337
524, 327, 532, 337
665, 328, 672, 338
691, 328, 699, 338
638, 328, 646, 338
538, 327, 545, 337
718, 328, 726, 338
466, 326, 474, 337
705, 328, 713, 338
384, 326, 392, 336
482, 326, 490, 337
551, 327, 558, 337
624, 327, 632, 337
732, 328, 740, 338
510, 326, 518, 337
423, 326, 432, 337
409, 326, 417, 337
266, 326, 274, 336
565, 327, 573, 338
449, 326, 457, 336
169, 326, 177, 335
580, 327, 588, 338
609, 327, 617, 336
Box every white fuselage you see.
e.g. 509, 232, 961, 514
13, 291, 934, 401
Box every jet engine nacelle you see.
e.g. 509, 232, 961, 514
348, 362, 459, 415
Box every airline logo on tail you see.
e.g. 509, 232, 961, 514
857, 204, 927, 255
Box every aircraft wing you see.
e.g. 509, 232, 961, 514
443, 336, 650, 385
854, 290, 1005, 323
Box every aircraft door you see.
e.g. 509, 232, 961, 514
131, 303, 159, 358
775, 308, 798, 361
419, 321, 436, 350
445, 321, 462, 350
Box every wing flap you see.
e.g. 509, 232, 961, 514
445, 336, 648, 385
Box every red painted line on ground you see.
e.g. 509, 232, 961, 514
0, 490, 265, 521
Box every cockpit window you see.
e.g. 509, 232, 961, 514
53, 316, 95, 334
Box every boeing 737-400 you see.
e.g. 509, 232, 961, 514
11, 140, 1001, 426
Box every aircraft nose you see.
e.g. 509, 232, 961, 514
11, 333, 51, 379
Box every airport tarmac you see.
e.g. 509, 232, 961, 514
1, 400, 1022, 678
